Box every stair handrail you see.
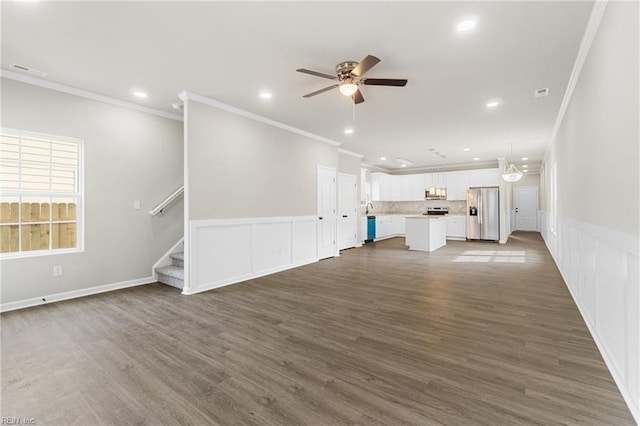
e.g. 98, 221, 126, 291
149, 185, 184, 216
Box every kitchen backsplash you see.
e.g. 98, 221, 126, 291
367, 200, 466, 215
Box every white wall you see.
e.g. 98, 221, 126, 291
1, 78, 184, 306
183, 94, 339, 294
186, 99, 338, 219
540, 2, 639, 421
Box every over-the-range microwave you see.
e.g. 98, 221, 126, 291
425, 188, 447, 200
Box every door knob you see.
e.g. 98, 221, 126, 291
319, 217, 323, 220
342, 215, 348, 218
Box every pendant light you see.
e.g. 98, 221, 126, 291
502, 143, 523, 183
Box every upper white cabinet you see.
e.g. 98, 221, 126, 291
468, 168, 499, 187
399, 174, 425, 201
390, 175, 401, 201
371, 172, 391, 201
369, 168, 499, 201
445, 171, 469, 200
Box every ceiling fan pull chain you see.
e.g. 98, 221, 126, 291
352, 100, 356, 122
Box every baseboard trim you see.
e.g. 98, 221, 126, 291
182, 258, 318, 296
0, 276, 155, 313
374, 233, 405, 242
557, 263, 640, 424
541, 223, 639, 423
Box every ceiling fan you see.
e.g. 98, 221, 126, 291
296, 55, 408, 104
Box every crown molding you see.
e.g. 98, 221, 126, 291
545, 0, 608, 158
1, 69, 184, 122
338, 148, 364, 158
179, 90, 341, 148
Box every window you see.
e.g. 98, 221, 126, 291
0, 129, 83, 257
550, 163, 557, 235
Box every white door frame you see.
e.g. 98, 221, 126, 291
513, 186, 538, 231
338, 172, 358, 250
317, 165, 337, 259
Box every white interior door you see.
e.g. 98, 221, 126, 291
514, 186, 538, 231
338, 173, 358, 250
317, 166, 337, 259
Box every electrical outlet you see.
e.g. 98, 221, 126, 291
53, 265, 63, 277
133, 200, 141, 210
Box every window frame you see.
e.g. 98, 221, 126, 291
0, 128, 84, 259
550, 162, 557, 235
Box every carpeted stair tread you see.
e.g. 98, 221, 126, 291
156, 265, 184, 280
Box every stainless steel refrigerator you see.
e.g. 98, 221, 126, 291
466, 186, 499, 241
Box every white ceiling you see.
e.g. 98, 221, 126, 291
1, 1, 594, 173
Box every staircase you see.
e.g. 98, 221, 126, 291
156, 252, 184, 289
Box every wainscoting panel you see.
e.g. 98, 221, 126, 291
541, 211, 639, 422
626, 253, 639, 406
254, 221, 292, 275
187, 216, 318, 295
293, 219, 318, 264
192, 223, 253, 290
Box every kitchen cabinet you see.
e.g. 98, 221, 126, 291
405, 217, 447, 252
425, 172, 446, 191
445, 215, 466, 239
393, 215, 406, 235
399, 174, 425, 201
372, 215, 406, 240
445, 171, 469, 200
369, 168, 499, 202
390, 176, 401, 201
371, 172, 391, 201
360, 217, 367, 242
375, 215, 394, 238
468, 168, 499, 187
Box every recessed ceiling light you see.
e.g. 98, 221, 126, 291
259, 91, 272, 99
457, 20, 477, 32
523, 170, 528, 173
401, 164, 407, 168
522, 157, 528, 161
486, 101, 499, 108
344, 128, 354, 134
473, 157, 480, 161
380, 157, 387, 161
133, 91, 148, 99
463, 148, 471, 152
523, 164, 528, 168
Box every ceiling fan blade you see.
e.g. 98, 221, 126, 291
352, 88, 365, 104
303, 84, 339, 98
296, 68, 338, 80
351, 55, 381, 77
363, 78, 408, 87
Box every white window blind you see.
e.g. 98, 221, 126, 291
0, 129, 83, 257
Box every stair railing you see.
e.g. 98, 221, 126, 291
149, 186, 184, 216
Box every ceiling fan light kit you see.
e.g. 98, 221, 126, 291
339, 81, 358, 96
297, 55, 408, 105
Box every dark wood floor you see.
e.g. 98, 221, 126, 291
1, 232, 634, 425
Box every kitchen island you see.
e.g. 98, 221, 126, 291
405, 216, 447, 252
